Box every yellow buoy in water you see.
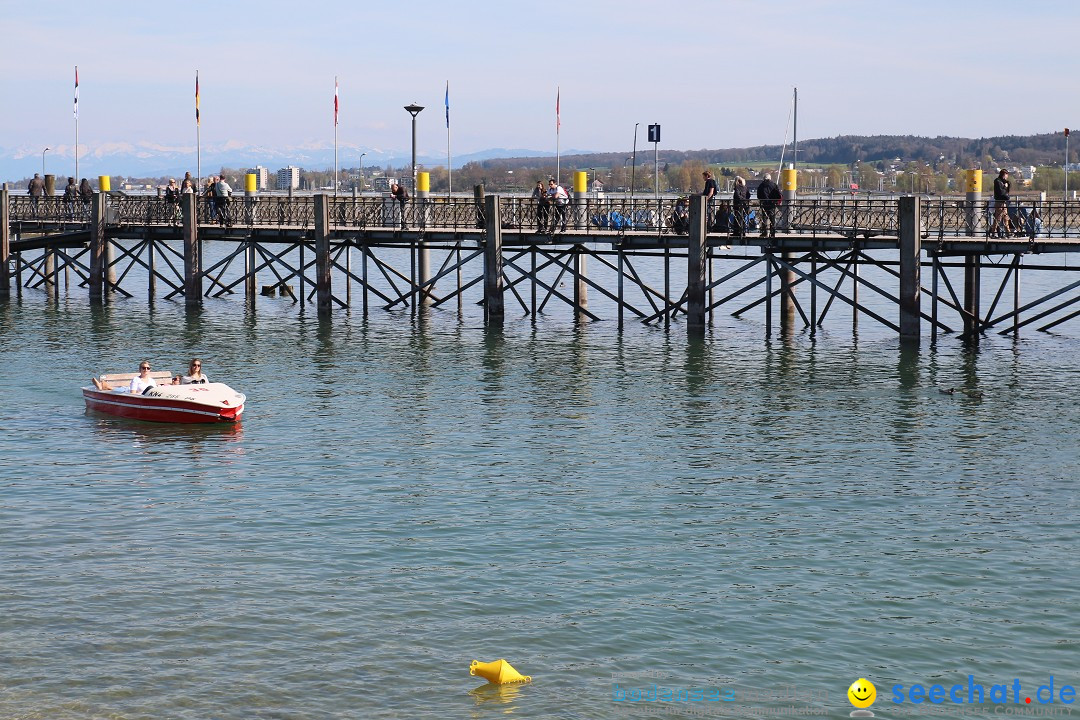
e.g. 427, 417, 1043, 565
469, 658, 531, 685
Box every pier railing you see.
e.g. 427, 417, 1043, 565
7, 194, 1080, 240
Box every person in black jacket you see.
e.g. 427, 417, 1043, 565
756, 173, 782, 238
990, 169, 1010, 238
732, 176, 750, 237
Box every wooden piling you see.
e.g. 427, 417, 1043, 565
89, 193, 106, 304
898, 196, 921, 341
0, 186, 9, 300
314, 194, 332, 316
483, 194, 504, 324
686, 194, 707, 335
182, 192, 201, 307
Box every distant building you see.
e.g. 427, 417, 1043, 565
372, 176, 397, 192
276, 166, 300, 191
250, 166, 270, 191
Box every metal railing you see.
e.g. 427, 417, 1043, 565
8, 194, 1080, 241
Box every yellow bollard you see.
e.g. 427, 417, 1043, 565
781, 167, 797, 193
966, 168, 982, 193
417, 171, 430, 193
469, 658, 531, 685
98, 175, 111, 192
245, 173, 257, 193
573, 170, 588, 194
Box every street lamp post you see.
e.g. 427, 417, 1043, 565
403, 103, 427, 305
404, 103, 424, 191
631, 123, 639, 204
359, 152, 366, 193
42, 147, 49, 177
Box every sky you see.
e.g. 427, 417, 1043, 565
1, 0, 1078, 180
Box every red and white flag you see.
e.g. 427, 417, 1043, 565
556, 86, 560, 132
334, 79, 339, 126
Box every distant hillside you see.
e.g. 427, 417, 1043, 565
482, 132, 1074, 169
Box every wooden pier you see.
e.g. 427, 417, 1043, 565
4, 186, 1080, 341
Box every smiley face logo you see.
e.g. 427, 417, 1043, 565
848, 678, 876, 709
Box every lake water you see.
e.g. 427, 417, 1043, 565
2, 245, 1079, 719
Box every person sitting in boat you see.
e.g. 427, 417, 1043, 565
173, 358, 209, 385
92, 362, 158, 394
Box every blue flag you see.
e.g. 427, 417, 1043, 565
445, 81, 449, 129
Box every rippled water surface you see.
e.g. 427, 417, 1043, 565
1, 286, 1078, 719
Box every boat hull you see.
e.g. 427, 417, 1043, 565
82, 383, 245, 423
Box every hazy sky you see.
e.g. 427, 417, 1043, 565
2, 0, 1078, 174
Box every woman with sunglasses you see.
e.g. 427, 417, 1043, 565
92, 361, 157, 394
173, 358, 209, 385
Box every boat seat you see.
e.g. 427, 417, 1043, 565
99, 371, 174, 383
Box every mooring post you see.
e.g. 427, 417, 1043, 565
687, 194, 707, 335
89, 192, 106, 304
963, 254, 981, 340
965, 169, 981, 237
573, 170, 587, 230
314, 193, 332, 316
417, 171, 432, 306
483, 194, 504, 324
0, 185, 9, 301
899, 195, 922, 341
181, 192, 201, 307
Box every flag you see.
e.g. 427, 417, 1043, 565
195, 72, 200, 125
556, 87, 560, 132
74, 66, 79, 119
334, 78, 339, 126
444, 81, 449, 129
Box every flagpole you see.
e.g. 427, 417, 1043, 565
556, 86, 561, 185
196, 71, 201, 194
74, 66, 79, 182
445, 81, 452, 197
334, 77, 339, 197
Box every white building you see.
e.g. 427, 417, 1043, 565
250, 166, 270, 191
276, 166, 300, 191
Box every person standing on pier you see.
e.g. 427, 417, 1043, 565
756, 173, 781, 238
732, 176, 750, 237
28, 173, 46, 217
390, 183, 409, 230
78, 178, 93, 218
701, 171, 718, 228
532, 181, 550, 232
164, 179, 181, 223
990, 169, 1010, 238
63, 177, 78, 219
214, 175, 232, 226
548, 179, 569, 232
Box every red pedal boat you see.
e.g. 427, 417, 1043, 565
83, 371, 246, 423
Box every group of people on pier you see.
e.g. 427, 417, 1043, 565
530, 179, 571, 233
698, 171, 782, 238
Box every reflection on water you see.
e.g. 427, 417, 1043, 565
2, 292, 1079, 720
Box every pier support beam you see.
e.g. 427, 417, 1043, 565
483, 194, 504, 325
89, 192, 106, 304
314, 194, 332, 316
574, 249, 588, 320
182, 192, 201, 307
899, 196, 921, 341
0, 186, 9, 301
687, 194, 707, 335
780, 252, 796, 332
963, 254, 981, 340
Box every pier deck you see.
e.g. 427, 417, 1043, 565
4, 191, 1080, 341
